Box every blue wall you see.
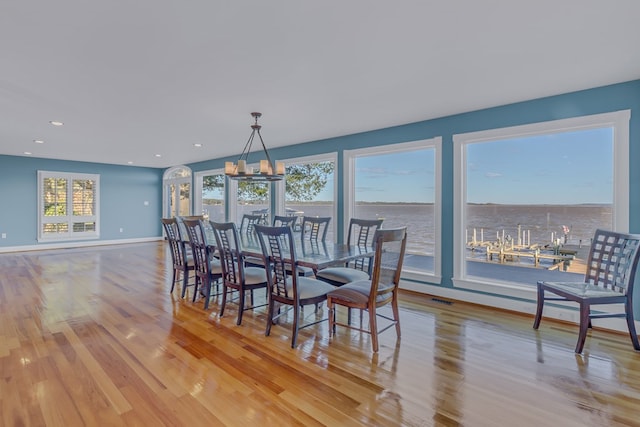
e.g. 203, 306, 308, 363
2, 79, 638, 273
189, 79, 640, 289
0, 155, 163, 247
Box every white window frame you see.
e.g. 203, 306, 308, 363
194, 167, 226, 220
452, 110, 630, 300
37, 170, 100, 242
344, 137, 442, 285
228, 174, 271, 226
163, 165, 192, 218
274, 152, 338, 238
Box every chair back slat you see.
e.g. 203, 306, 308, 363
300, 216, 331, 242
162, 218, 188, 268
347, 218, 384, 272
584, 229, 640, 294
370, 227, 408, 301
273, 215, 297, 229
255, 225, 297, 301
211, 221, 243, 286
183, 219, 211, 278
239, 214, 265, 235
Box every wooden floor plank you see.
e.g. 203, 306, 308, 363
1, 241, 640, 426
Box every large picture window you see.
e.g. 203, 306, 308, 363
453, 111, 630, 298
38, 171, 100, 242
276, 154, 337, 241
344, 138, 442, 282
194, 169, 225, 222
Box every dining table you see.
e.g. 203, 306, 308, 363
189, 220, 374, 275
237, 233, 374, 274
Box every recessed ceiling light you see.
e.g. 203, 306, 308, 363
127, 161, 134, 165
49, 120, 64, 126
193, 143, 203, 148
24, 151, 32, 155
33, 139, 44, 144
155, 154, 162, 158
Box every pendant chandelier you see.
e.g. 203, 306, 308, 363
224, 112, 285, 182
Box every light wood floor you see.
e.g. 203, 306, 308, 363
1, 242, 640, 426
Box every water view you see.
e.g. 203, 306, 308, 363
203, 201, 612, 273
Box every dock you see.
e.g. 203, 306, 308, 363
484, 246, 573, 270
467, 240, 588, 273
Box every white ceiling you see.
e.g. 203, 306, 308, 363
1, 1, 639, 168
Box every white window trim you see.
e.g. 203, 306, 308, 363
452, 110, 630, 299
344, 137, 442, 284
274, 152, 338, 237
37, 170, 100, 242
194, 168, 225, 219
163, 165, 192, 218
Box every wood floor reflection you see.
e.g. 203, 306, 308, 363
1, 241, 640, 426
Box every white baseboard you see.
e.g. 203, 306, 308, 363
0, 237, 163, 254
399, 280, 637, 335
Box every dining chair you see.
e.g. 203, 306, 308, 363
239, 214, 265, 235
316, 218, 384, 287
533, 229, 640, 353
182, 218, 223, 309
327, 227, 407, 352
300, 216, 331, 242
211, 221, 269, 325
273, 214, 298, 229
296, 216, 331, 277
161, 217, 195, 297
254, 224, 337, 348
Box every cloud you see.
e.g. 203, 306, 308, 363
357, 167, 388, 175
355, 186, 384, 193
485, 172, 502, 178
356, 167, 416, 176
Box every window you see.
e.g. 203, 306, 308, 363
344, 138, 442, 282
234, 180, 270, 225
453, 110, 630, 299
163, 166, 192, 218
276, 153, 337, 241
194, 169, 225, 222
38, 171, 100, 242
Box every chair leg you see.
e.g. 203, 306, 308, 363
219, 284, 228, 317
392, 296, 401, 338
203, 277, 212, 310
170, 268, 178, 293
533, 283, 545, 329
191, 276, 199, 302
181, 267, 189, 294
625, 299, 640, 351
369, 306, 379, 353
182, 274, 192, 299
291, 304, 300, 348
265, 298, 275, 337
327, 298, 335, 336
575, 302, 590, 353
237, 288, 245, 326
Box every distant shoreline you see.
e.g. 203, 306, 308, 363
205, 200, 612, 207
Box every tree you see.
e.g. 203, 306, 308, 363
202, 162, 334, 202
284, 162, 334, 201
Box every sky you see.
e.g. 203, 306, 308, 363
466, 127, 613, 204
315, 127, 613, 204
351, 149, 435, 203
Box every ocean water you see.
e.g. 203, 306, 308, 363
208, 203, 612, 257
465, 204, 612, 246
